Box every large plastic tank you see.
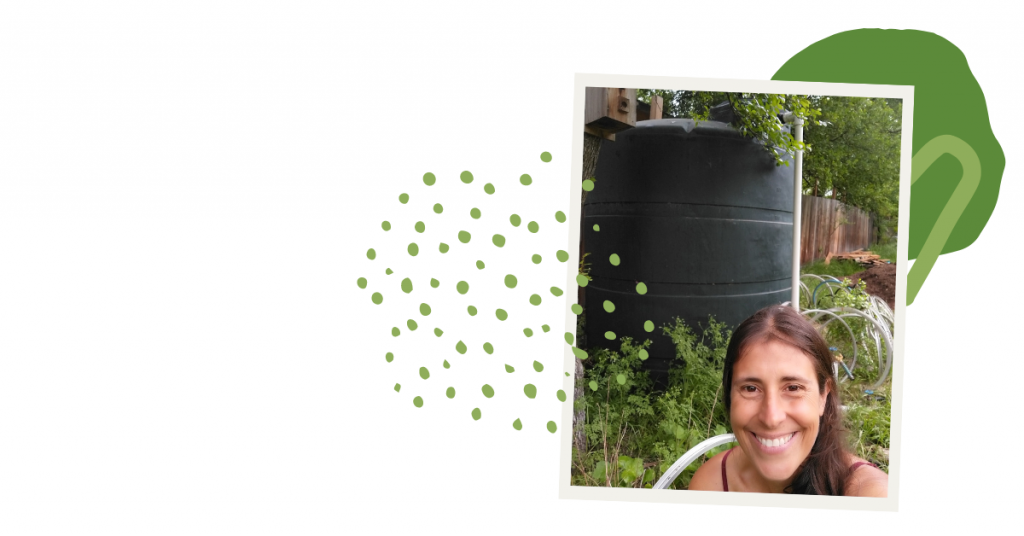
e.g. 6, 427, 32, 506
582, 118, 794, 384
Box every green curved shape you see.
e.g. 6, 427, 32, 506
773, 29, 1004, 300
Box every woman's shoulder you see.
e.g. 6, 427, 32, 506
687, 448, 733, 491
843, 455, 889, 497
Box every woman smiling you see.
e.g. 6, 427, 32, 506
688, 305, 888, 496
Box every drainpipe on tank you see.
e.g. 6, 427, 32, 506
780, 112, 804, 312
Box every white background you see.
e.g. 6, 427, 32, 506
1, 2, 1019, 534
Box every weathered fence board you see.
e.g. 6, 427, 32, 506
800, 195, 874, 264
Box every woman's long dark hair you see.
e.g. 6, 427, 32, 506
722, 304, 849, 495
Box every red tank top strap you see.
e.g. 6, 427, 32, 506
721, 447, 736, 492
849, 461, 875, 472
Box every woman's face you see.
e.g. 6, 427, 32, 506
730, 339, 829, 485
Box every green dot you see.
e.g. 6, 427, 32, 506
399, 193, 410, 203
524, 328, 533, 337
446, 387, 455, 399
475, 260, 485, 270
639, 349, 649, 360
505, 364, 515, 373
504, 274, 517, 288
527, 221, 539, 233
443, 359, 450, 368
609, 253, 620, 266
565, 372, 569, 377
605, 331, 616, 340
392, 327, 400, 337
593, 224, 600, 232
492, 234, 505, 247
413, 396, 423, 408
467, 305, 478, 316
555, 211, 566, 223
357, 277, 367, 289
556, 250, 569, 262
407, 243, 419, 256
524, 384, 537, 398
439, 243, 449, 253
550, 286, 563, 296
430, 278, 440, 288
533, 361, 544, 372
386, 352, 394, 363
472, 408, 481, 420
582, 179, 594, 191
434, 328, 443, 337
456, 281, 469, 294
547, 421, 557, 433
433, 203, 443, 214
419, 303, 431, 316
571, 304, 583, 315
510, 214, 521, 227
603, 300, 615, 313
589, 380, 598, 391
542, 324, 550, 332
529, 294, 541, 306
371, 292, 383, 305
484, 183, 495, 195
423, 172, 436, 186
458, 231, 471, 243
564, 332, 574, 344
520, 174, 532, 185
382, 221, 391, 231
495, 309, 508, 321
541, 152, 552, 162
482, 384, 494, 398
456, 340, 467, 354
636, 282, 648, 295
557, 390, 567, 402
419, 367, 430, 380
644, 320, 654, 332
394, 383, 401, 392
466, 208, 480, 221
385, 268, 393, 275
460, 171, 473, 184
576, 274, 589, 287
573, 347, 588, 360
401, 278, 413, 293
407, 319, 418, 331
415, 221, 425, 233
367, 248, 376, 260
616, 374, 626, 385
513, 418, 522, 430
532, 254, 542, 264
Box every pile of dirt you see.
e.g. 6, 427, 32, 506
848, 263, 897, 311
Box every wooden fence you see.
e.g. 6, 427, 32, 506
800, 195, 875, 265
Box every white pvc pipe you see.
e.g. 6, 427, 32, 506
790, 117, 804, 312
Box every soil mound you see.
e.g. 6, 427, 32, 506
848, 263, 897, 311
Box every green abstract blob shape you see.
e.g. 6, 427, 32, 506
541, 325, 549, 332
512, 419, 523, 430
470, 208, 481, 219
433, 203, 443, 214
423, 172, 436, 186
371, 292, 383, 305
531, 254, 542, 264
773, 29, 1004, 297
495, 309, 507, 321
484, 183, 495, 195
529, 294, 541, 306
419, 367, 430, 379
505, 364, 515, 373
547, 421, 557, 433
386, 352, 394, 363
401, 278, 413, 293
434, 328, 443, 337
603, 300, 615, 313
564, 332, 574, 344
557, 390, 567, 402
555, 211, 566, 223
609, 253, 620, 266
394, 383, 401, 392
527, 221, 539, 233
366, 248, 376, 260
460, 171, 473, 184
419, 303, 431, 316
482, 384, 494, 398
644, 320, 654, 332
475, 260, 484, 270
540, 152, 552, 162
430, 278, 439, 288
407, 319, 418, 331
413, 396, 423, 408
639, 349, 649, 361
616, 374, 626, 385
565, 372, 569, 377
446, 387, 455, 399
456, 341, 467, 354
582, 179, 594, 191
593, 224, 600, 232
520, 174, 532, 185
399, 193, 409, 204
504, 274, 517, 288
458, 231, 471, 244
636, 282, 648, 295
483, 342, 494, 354
556, 250, 569, 262
589, 380, 598, 391
572, 347, 588, 360
415, 221, 425, 233
443, 359, 450, 368
439, 243, 449, 253
492, 234, 505, 247
523, 328, 533, 337
510, 214, 521, 227
385, 268, 393, 275
357, 277, 367, 289
467, 305, 477, 316
407, 243, 419, 256
533, 361, 543, 372
381, 221, 391, 231
391, 327, 400, 337
575, 274, 588, 287
456, 281, 469, 294
524, 384, 537, 398
571, 304, 583, 315
472, 408, 481, 420
605, 331, 616, 340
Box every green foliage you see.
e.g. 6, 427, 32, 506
801, 259, 863, 280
